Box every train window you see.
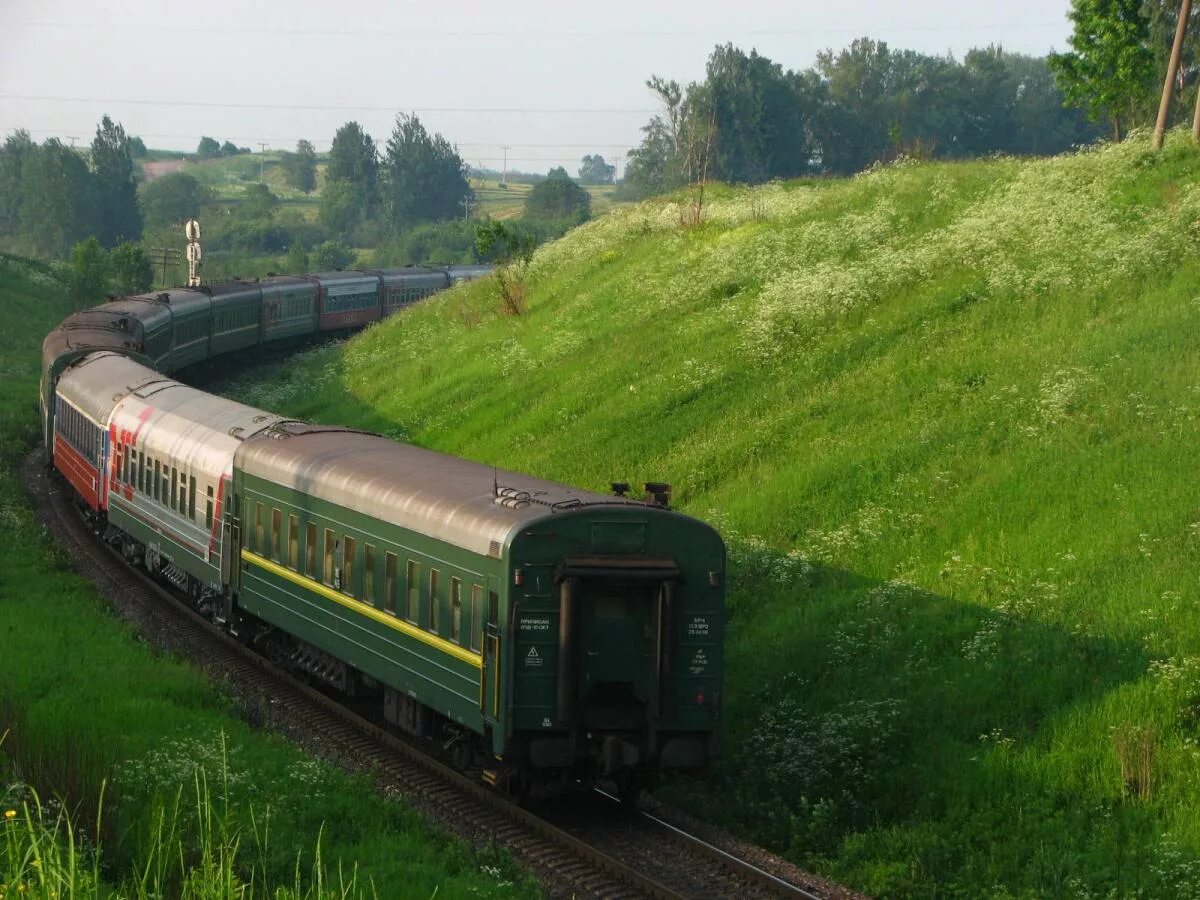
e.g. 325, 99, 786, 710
323, 529, 336, 586
343, 536, 356, 596
288, 515, 298, 570
162, 466, 170, 508
450, 577, 462, 644
205, 485, 214, 529
488, 590, 499, 627
384, 552, 397, 614
179, 472, 187, 513
428, 569, 440, 633
305, 523, 316, 577
170, 468, 178, 511
470, 585, 483, 652
271, 509, 281, 561
255, 504, 264, 553
137, 451, 144, 494
406, 560, 419, 622
189, 476, 196, 520
153, 460, 161, 502
364, 544, 375, 605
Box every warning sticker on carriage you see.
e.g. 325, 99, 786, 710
525, 646, 543, 667
689, 649, 708, 675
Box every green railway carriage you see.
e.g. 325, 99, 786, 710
260, 276, 319, 342
228, 423, 725, 793
209, 281, 264, 355
160, 288, 214, 370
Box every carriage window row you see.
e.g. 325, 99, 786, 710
248, 499, 484, 651
55, 400, 100, 460
174, 317, 208, 344
113, 440, 214, 528
215, 305, 258, 331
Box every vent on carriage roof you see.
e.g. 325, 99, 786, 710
489, 541, 502, 559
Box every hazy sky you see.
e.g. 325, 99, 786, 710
1, 0, 1074, 175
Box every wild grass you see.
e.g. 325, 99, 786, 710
221, 129, 1200, 896
0, 253, 537, 899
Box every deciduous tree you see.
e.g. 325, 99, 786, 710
139, 172, 213, 231
90, 114, 142, 247
1049, 0, 1156, 140
524, 167, 590, 222
110, 241, 153, 294
282, 139, 317, 193
578, 154, 615, 184
196, 136, 221, 159
383, 113, 471, 228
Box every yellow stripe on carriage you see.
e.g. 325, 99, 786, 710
241, 549, 483, 669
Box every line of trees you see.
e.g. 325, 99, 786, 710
0, 116, 142, 257
619, 42, 1103, 198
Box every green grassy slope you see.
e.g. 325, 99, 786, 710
0, 255, 535, 898
222, 132, 1200, 896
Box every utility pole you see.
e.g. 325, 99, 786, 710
501, 145, 510, 185
150, 247, 182, 288
1154, 0, 1192, 150
613, 156, 622, 182
460, 194, 475, 221
258, 142, 268, 182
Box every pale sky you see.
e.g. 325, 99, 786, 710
1, 0, 1074, 175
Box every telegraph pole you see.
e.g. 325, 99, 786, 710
1154, 0, 1191, 150
501, 145, 510, 185
150, 247, 182, 287
258, 142, 268, 182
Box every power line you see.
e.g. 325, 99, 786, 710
0, 128, 638, 150
1, 19, 1069, 38
0, 94, 657, 115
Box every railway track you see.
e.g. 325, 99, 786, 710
25, 453, 840, 900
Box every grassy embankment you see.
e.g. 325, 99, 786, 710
0, 254, 536, 898
220, 131, 1200, 897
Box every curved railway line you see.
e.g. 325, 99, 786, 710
25, 450, 848, 900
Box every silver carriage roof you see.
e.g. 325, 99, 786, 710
235, 423, 650, 558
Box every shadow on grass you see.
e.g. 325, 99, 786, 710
678, 562, 1158, 894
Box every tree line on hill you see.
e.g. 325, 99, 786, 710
617, 42, 1103, 199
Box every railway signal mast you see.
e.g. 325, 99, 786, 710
185, 219, 202, 287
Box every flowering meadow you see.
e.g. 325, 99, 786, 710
224, 130, 1200, 896
0, 255, 535, 899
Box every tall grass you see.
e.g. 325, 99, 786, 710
219, 130, 1200, 896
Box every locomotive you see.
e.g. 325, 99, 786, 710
40, 267, 726, 800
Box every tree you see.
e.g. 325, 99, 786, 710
68, 237, 110, 306
326, 121, 380, 226
524, 167, 590, 222
1049, 0, 1156, 140
282, 139, 317, 192
140, 172, 213, 230
311, 240, 356, 270
90, 115, 142, 247
196, 136, 221, 159
220, 140, 239, 156
475, 220, 535, 315
383, 113, 471, 228
20, 140, 97, 257
128, 135, 148, 158
620, 116, 681, 199
0, 130, 35, 237
578, 154, 615, 184
110, 241, 153, 294
237, 183, 279, 221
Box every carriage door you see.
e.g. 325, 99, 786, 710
577, 579, 654, 728
482, 576, 502, 726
